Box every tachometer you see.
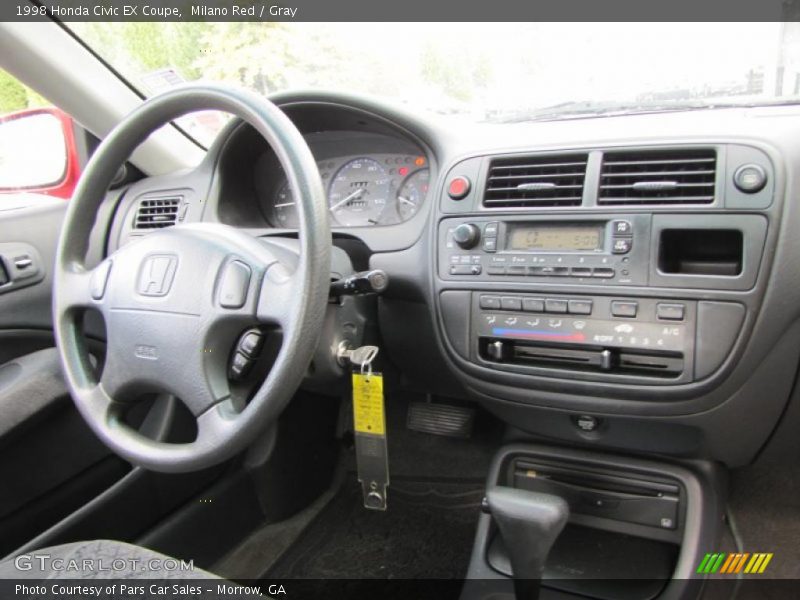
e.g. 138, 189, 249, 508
328, 158, 391, 227
272, 182, 300, 228
396, 168, 430, 221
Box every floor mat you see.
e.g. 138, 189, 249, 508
727, 464, 800, 580
265, 476, 484, 580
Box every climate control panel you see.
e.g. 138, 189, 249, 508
470, 293, 697, 383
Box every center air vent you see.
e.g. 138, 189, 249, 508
134, 197, 181, 229
598, 148, 717, 205
484, 153, 588, 208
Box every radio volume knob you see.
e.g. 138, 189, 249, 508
453, 223, 481, 249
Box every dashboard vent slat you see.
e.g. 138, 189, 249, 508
483, 153, 589, 208
135, 197, 181, 229
598, 148, 717, 206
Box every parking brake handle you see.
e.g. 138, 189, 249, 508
484, 486, 569, 600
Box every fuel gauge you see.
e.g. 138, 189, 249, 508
272, 181, 300, 228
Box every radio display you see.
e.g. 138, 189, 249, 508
507, 223, 604, 252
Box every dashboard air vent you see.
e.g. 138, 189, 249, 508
598, 148, 716, 205
134, 197, 181, 229
483, 153, 588, 208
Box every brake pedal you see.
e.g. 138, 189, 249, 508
407, 400, 475, 438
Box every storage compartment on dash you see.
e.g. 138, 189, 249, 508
658, 229, 743, 276
479, 338, 684, 378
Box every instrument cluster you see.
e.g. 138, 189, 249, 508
266, 153, 430, 228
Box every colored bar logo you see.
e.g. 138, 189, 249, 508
696, 552, 773, 574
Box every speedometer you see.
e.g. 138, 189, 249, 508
328, 158, 391, 227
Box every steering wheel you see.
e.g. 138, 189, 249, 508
53, 85, 331, 473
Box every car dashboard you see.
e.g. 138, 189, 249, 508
104, 91, 800, 472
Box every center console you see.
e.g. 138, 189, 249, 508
413, 113, 792, 600
435, 143, 775, 397
462, 444, 725, 600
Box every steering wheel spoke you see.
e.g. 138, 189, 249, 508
60, 259, 113, 312
256, 261, 301, 333
196, 398, 240, 446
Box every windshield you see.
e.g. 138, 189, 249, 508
69, 22, 800, 145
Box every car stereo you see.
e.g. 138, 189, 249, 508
439, 214, 649, 285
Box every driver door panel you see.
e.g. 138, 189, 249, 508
0, 203, 128, 556
0, 195, 232, 558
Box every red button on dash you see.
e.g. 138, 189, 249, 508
448, 176, 471, 200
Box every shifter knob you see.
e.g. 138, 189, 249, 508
486, 487, 569, 600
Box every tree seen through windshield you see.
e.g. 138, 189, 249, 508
67, 22, 800, 144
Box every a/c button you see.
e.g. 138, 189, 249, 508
657, 303, 686, 321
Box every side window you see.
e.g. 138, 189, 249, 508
0, 69, 80, 199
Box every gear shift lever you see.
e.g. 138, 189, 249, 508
485, 487, 569, 600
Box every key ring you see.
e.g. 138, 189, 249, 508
361, 357, 373, 380
360, 346, 377, 381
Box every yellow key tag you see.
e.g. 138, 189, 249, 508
352, 372, 385, 435
351, 370, 389, 510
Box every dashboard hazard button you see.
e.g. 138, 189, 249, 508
448, 176, 471, 200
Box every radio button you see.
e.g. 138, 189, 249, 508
479, 295, 502, 310
482, 238, 497, 252
530, 266, 569, 277
523, 298, 546, 313
506, 266, 526, 276
568, 300, 593, 315
657, 303, 685, 321
734, 164, 767, 193
545, 299, 568, 314
593, 268, 616, 278
453, 223, 481, 249
484, 222, 499, 236
449, 265, 482, 275
570, 267, 593, 277
612, 220, 633, 236
611, 301, 638, 318
501, 297, 523, 311
612, 239, 632, 254
487, 266, 506, 276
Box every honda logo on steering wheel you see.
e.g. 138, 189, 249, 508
137, 254, 178, 297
